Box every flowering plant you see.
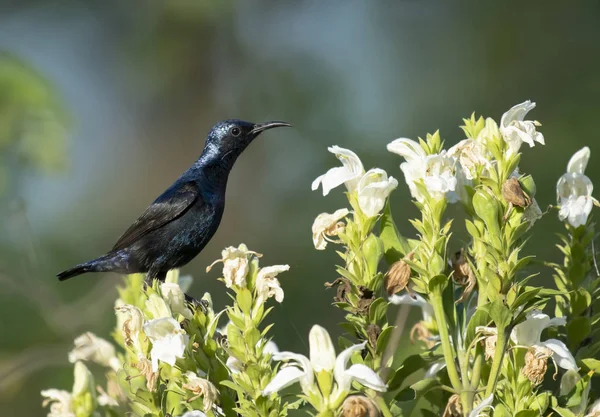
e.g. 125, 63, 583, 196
43, 101, 600, 417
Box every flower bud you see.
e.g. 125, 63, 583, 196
73, 361, 96, 397
362, 234, 384, 276
473, 188, 501, 237
341, 395, 380, 417
145, 293, 172, 319
519, 174, 537, 198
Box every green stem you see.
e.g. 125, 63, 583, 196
458, 351, 473, 415
430, 292, 463, 392
485, 327, 507, 397
470, 354, 483, 391
375, 395, 394, 417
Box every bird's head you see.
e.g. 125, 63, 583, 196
204, 119, 292, 163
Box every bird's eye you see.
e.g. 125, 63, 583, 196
231, 127, 241, 137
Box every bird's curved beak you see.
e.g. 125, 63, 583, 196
250, 121, 293, 135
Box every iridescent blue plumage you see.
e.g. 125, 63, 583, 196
57, 120, 291, 287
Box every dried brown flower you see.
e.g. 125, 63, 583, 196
451, 250, 477, 304
443, 394, 463, 417
385, 256, 412, 296
522, 346, 552, 385
341, 395, 380, 417
502, 177, 531, 208
133, 357, 158, 391
410, 322, 436, 349
367, 324, 382, 349
324, 277, 352, 303
484, 334, 497, 361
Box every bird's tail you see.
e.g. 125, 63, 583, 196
57, 264, 91, 281
57, 253, 122, 281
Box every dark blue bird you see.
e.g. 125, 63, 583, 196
57, 119, 291, 285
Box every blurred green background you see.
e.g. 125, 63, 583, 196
1, 1, 599, 415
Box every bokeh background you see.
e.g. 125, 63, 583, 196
1, 1, 599, 415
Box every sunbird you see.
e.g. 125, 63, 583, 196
57, 120, 291, 288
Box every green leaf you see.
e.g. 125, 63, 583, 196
552, 407, 577, 417
514, 410, 538, 417
387, 354, 428, 391
368, 298, 389, 323
380, 201, 411, 263
428, 274, 448, 294
571, 288, 592, 317
236, 288, 253, 316
582, 358, 600, 374
466, 308, 491, 346
567, 317, 591, 348
510, 287, 541, 311
375, 325, 393, 355
486, 300, 512, 329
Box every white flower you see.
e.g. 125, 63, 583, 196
206, 245, 260, 288
388, 293, 434, 322
357, 168, 398, 217
312, 146, 365, 196
511, 310, 577, 371
143, 317, 188, 372
557, 147, 595, 227
255, 265, 289, 303
179, 412, 208, 417
263, 325, 386, 400
312, 208, 350, 250
41, 389, 74, 417
68, 332, 120, 371
387, 138, 460, 203
161, 282, 194, 319
500, 100, 544, 155
469, 395, 494, 417
447, 138, 491, 181
183, 372, 219, 412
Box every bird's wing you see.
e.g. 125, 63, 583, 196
111, 181, 200, 251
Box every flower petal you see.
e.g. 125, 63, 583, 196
309, 325, 336, 372
387, 138, 426, 161
181, 411, 208, 417
469, 394, 494, 417
263, 366, 305, 395
500, 100, 536, 127
344, 364, 387, 392
540, 339, 578, 371
334, 341, 367, 391
312, 146, 364, 195
388, 294, 433, 322
567, 147, 590, 175
424, 361, 446, 378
